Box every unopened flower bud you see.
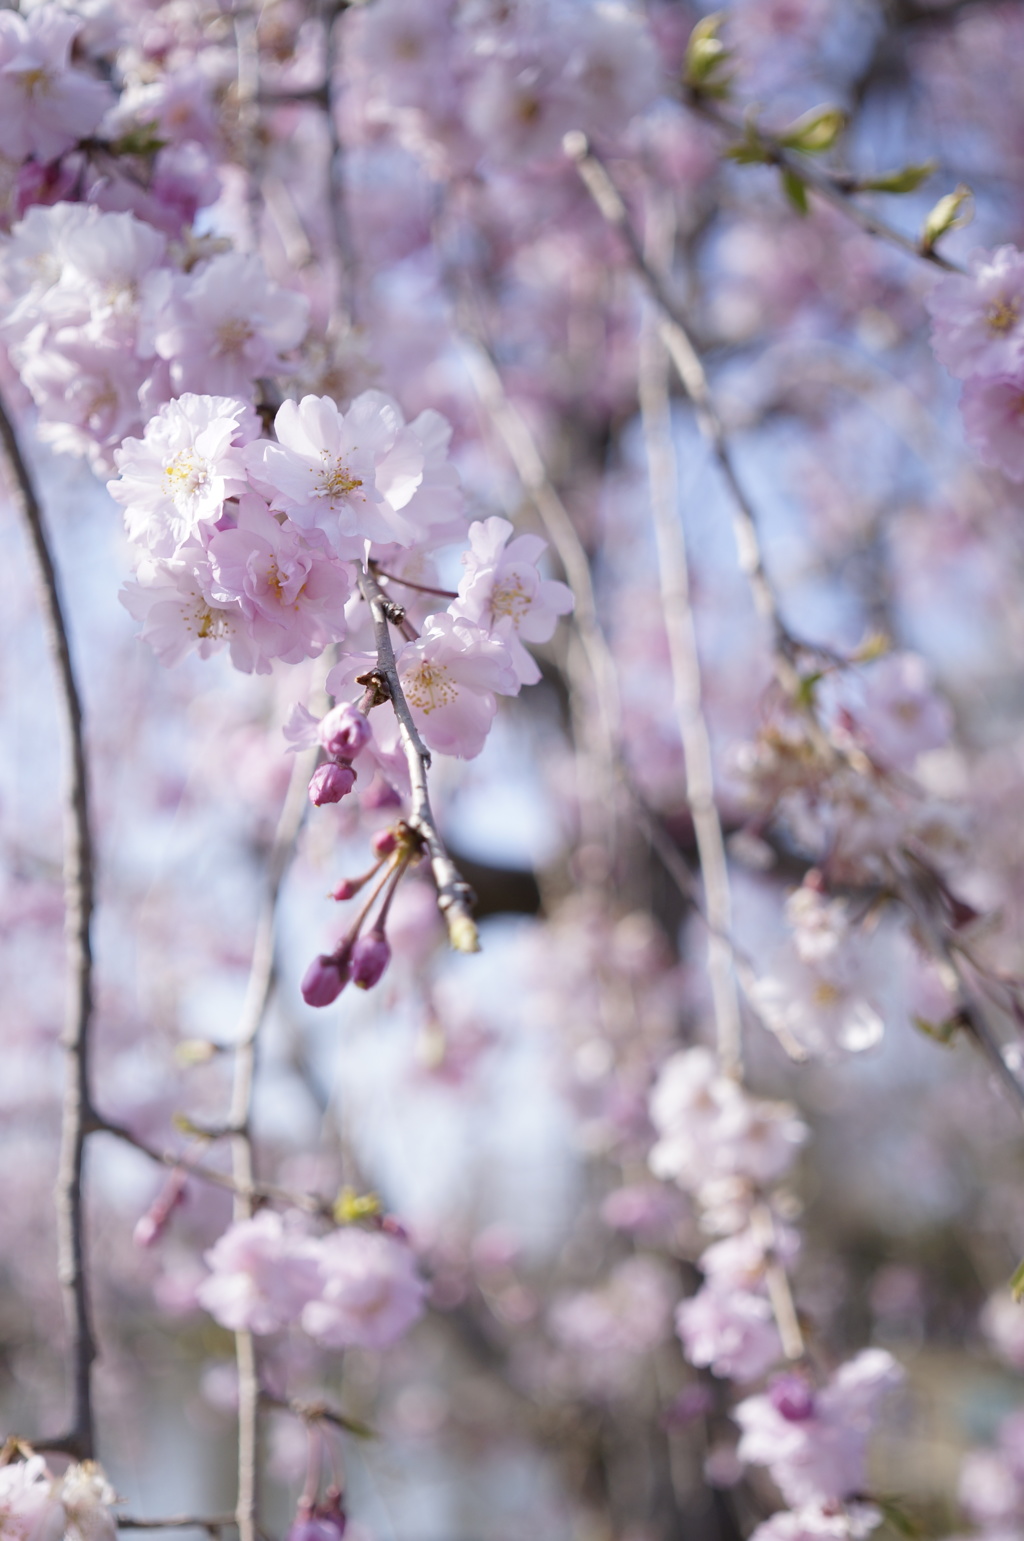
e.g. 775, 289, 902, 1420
768, 1371, 816, 1422
371, 828, 399, 858
350, 930, 391, 990
134, 1168, 188, 1248
318, 704, 373, 760
301, 953, 350, 1007
331, 877, 361, 901
308, 762, 357, 807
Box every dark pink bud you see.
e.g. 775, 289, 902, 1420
350, 931, 391, 990
133, 1168, 189, 1248
318, 704, 373, 760
301, 954, 349, 1007
769, 1372, 816, 1422
308, 762, 357, 807
371, 828, 399, 858
381, 1215, 409, 1241
287, 1490, 346, 1541
361, 777, 402, 811
331, 877, 361, 901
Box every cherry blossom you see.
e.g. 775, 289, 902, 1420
110, 393, 259, 556
450, 516, 574, 685
301, 1229, 427, 1351
0, 7, 113, 164
197, 1211, 322, 1336
926, 246, 1024, 381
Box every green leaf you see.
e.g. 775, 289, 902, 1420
859, 161, 937, 195
876, 1497, 922, 1540
911, 1012, 964, 1046
778, 105, 846, 155
684, 12, 733, 95
1010, 1257, 1024, 1302
781, 167, 809, 215
110, 122, 167, 157
795, 670, 823, 709
921, 183, 973, 252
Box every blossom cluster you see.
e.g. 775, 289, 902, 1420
647, 1047, 903, 1540
196, 1209, 426, 1353
927, 245, 1024, 481
0, 1454, 117, 1541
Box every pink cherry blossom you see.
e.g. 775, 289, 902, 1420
960, 373, 1024, 481
247, 391, 460, 556
0, 8, 113, 164
0, 1455, 65, 1541
927, 246, 1024, 380
736, 1350, 904, 1506
110, 393, 260, 556
205, 493, 351, 670
197, 1211, 322, 1336
675, 1284, 782, 1382
450, 516, 574, 685
301, 1228, 427, 1350
749, 1504, 883, 1541
396, 612, 518, 759
148, 251, 309, 398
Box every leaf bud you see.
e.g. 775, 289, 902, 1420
777, 105, 846, 154
921, 183, 973, 253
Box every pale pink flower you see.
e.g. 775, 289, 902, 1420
120, 548, 241, 668
927, 246, 1024, 380
0, 1455, 65, 1541
110, 393, 260, 556
302, 1229, 427, 1350
982, 1290, 1024, 1371
551, 1255, 676, 1360
149, 251, 309, 397
750, 1504, 883, 1541
247, 391, 423, 554
20, 338, 148, 471
959, 1449, 1022, 1528
450, 516, 573, 685
961, 373, 1024, 481
205, 493, 351, 670
648, 1047, 807, 1193
197, 1211, 321, 1335
396, 612, 518, 758
676, 1284, 782, 1382
736, 1350, 904, 1506
0, 8, 113, 164
59, 1465, 117, 1541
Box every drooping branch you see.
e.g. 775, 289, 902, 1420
637, 195, 743, 1081
565, 134, 805, 699
357, 565, 479, 952
226, 745, 314, 1541
0, 391, 97, 1460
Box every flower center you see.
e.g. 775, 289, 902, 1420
403, 661, 457, 713
987, 296, 1020, 335
491, 575, 531, 627
217, 316, 255, 355
163, 448, 208, 505
20, 68, 53, 99
315, 454, 364, 503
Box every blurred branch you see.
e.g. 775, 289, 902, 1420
357, 564, 480, 952
260, 1391, 375, 1439
637, 194, 743, 1079
0, 392, 96, 1461
565, 134, 806, 696
684, 95, 966, 275
117, 1519, 236, 1534
225, 746, 313, 1541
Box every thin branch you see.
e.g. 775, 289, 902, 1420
685, 94, 966, 276
260, 1392, 375, 1439
890, 850, 1024, 1119
637, 195, 743, 1080
564, 134, 804, 698
227, 746, 314, 1541
89, 1114, 335, 1218
117, 1518, 236, 1533
0, 391, 96, 1460
369, 564, 458, 600
357, 565, 479, 952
